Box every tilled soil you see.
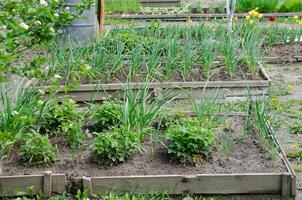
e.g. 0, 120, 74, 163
266, 42, 302, 59
2, 116, 287, 177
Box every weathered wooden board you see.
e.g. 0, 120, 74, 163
108, 12, 302, 20
39, 68, 271, 102
88, 173, 292, 195
0, 173, 66, 197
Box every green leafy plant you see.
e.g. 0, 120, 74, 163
19, 132, 57, 166
166, 118, 215, 165
92, 127, 142, 165
0, 80, 52, 154
242, 26, 264, 74
198, 34, 217, 80
163, 37, 180, 78
221, 34, 241, 78
88, 101, 121, 131
113, 81, 174, 135
41, 97, 83, 136
289, 122, 302, 134
279, 0, 302, 12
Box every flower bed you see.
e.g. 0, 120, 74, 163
0, 80, 296, 197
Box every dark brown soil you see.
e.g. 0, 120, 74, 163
2, 116, 287, 177
267, 43, 302, 59
77, 64, 263, 85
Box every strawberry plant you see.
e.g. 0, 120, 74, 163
92, 127, 142, 165
19, 132, 57, 166
41, 97, 84, 135
166, 118, 215, 165
88, 101, 121, 131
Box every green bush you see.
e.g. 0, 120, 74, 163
166, 118, 215, 165
88, 101, 121, 131
236, 0, 279, 13
19, 132, 57, 166
279, 0, 302, 12
41, 97, 83, 135
92, 127, 142, 165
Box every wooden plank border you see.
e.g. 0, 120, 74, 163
86, 173, 291, 195
108, 12, 302, 20
0, 172, 66, 197
39, 68, 271, 102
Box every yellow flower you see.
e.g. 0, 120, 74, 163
291, 144, 299, 150
293, 15, 299, 20
287, 84, 294, 89
187, 19, 193, 25
246, 15, 251, 20
257, 13, 264, 19
299, 20, 302, 25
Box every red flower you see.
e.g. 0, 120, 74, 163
268, 15, 276, 22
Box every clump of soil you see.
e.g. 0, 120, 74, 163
2, 116, 286, 177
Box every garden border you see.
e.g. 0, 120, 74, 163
108, 12, 302, 21
0, 171, 66, 198
0, 115, 296, 197
39, 68, 271, 102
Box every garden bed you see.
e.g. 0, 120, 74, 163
0, 116, 296, 197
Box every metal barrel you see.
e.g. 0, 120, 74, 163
60, 0, 98, 43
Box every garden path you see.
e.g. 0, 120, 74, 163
267, 63, 302, 199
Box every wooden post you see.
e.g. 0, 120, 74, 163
83, 177, 93, 197
98, 0, 105, 33
43, 171, 52, 198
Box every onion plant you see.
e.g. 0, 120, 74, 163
180, 31, 196, 80
130, 44, 144, 78
146, 41, 161, 76
221, 34, 241, 78
107, 38, 126, 78
0, 80, 52, 154
242, 27, 264, 74
246, 95, 279, 161
112, 80, 174, 136
198, 33, 217, 80
163, 37, 180, 78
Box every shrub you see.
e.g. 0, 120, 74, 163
88, 101, 121, 131
41, 97, 83, 135
166, 118, 215, 165
92, 127, 142, 165
279, 0, 302, 12
19, 132, 57, 166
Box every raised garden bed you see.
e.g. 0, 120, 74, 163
0, 115, 296, 197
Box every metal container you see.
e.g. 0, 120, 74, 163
60, 0, 98, 43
